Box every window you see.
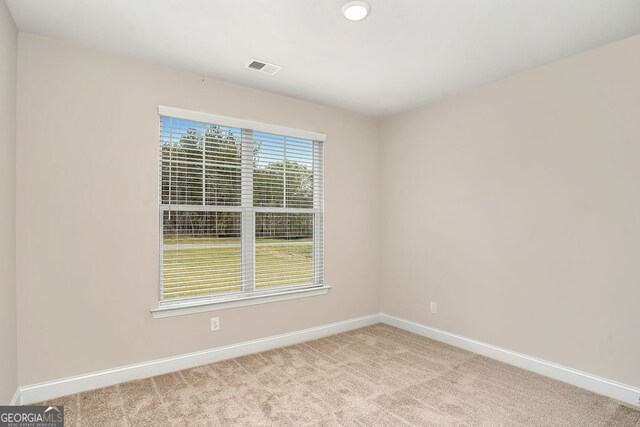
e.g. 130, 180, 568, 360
155, 106, 326, 315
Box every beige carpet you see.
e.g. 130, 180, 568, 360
39, 324, 639, 426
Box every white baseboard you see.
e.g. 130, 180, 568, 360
18, 314, 381, 405
381, 313, 640, 408
10, 389, 20, 406
16, 312, 640, 408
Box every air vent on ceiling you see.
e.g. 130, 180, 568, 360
245, 59, 282, 75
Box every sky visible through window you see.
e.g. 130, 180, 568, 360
160, 117, 314, 170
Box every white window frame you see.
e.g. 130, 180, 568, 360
151, 106, 329, 318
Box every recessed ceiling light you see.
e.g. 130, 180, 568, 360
341, 1, 370, 21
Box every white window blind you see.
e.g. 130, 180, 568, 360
158, 107, 324, 304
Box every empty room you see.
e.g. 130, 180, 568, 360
1, 0, 639, 425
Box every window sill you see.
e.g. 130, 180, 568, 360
151, 285, 331, 319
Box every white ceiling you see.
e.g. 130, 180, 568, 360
7, 0, 640, 117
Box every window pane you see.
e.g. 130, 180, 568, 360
253, 134, 314, 208
255, 213, 314, 289
162, 211, 241, 300
161, 117, 241, 206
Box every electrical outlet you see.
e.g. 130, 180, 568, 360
210, 317, 220, 331
430, 302, 438, 314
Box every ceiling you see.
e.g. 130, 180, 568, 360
7, 0, 640, 117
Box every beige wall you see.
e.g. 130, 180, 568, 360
380, 34, 640, 388
0, 0, 18, 404
16, 33, 381, 385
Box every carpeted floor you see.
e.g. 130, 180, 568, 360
39, 324, 640, 426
